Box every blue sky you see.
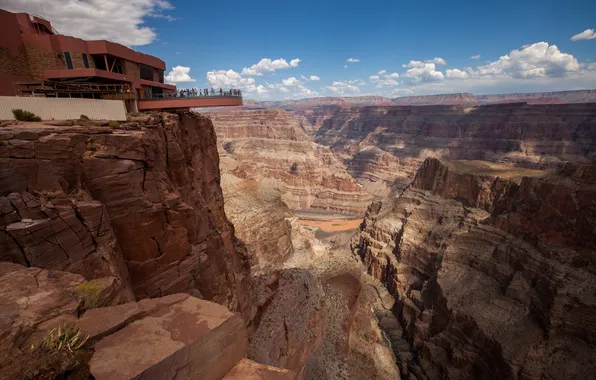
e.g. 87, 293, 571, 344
3, 0, 596, 99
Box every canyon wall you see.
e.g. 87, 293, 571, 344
218, 168, 399, 379
351, 157, 596, 379
208, 109, 373, 215
0, 113, 249, 313
310, 103, 596, 196
244, 90, 596, 110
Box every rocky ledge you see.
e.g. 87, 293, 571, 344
0, 262, 291, 380
352, 157, 596, 379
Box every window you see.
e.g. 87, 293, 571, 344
140, 64, 153, 80
64, 52, 73, 69
158, 69, 164, 83
82, 53, 89, 68
92, 55, 107, 70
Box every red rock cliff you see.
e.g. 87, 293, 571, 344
0, 113, 249, 312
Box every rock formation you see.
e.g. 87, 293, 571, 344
208, 109, 373, 215
217, 168, 399, 379
221, 173, 327, 274
0, 262, 290, 380
351, 157, 596, 379
311, 103, 596, 200
243, 90, 596, 110
0, 113, 249, 313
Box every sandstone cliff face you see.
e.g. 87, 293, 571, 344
351, 158, 596, 379
347, 146, 416, 198
208, 109, 373, 215
0, 114, 248, 312
221, 173, 327, 275
312, 103, 596, 200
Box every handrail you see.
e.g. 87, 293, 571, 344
143, 92, 243, 100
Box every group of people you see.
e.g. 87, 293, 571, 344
172, 88, 242, 98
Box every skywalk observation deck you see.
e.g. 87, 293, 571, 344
137, 93, 243, 110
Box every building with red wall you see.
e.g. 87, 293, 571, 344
0, 9, 242, 111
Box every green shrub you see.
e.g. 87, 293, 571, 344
39, 325, 88, 353
108, 120, 120, 128
79, 114, 90, 121
89, 145, 97, 152
12, 109, 41, 122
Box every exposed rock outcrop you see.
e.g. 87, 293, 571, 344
351, 158, 596, 379
221, 173, 327, 274
0, 113, 249, 313
208, 109, 373, 215
0, 263, 290, 380
218, 167, 399, 379
309, 103, 596, 203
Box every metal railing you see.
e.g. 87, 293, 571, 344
142, 90, 243, 101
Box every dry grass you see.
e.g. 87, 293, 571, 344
38, 325, 88, 353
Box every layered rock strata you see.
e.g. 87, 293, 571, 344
208, 109, 373, 215
351, 158, 596, 379
0, 114, 249, 312
218, 168, 399, 379
221, 173, 327, 274
312, 103, 596, 197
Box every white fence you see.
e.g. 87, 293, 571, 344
0, 97, 127, 121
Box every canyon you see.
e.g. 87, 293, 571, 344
351, 158, 596, 379
207, 109, 373, 215
1, 91, 595, 380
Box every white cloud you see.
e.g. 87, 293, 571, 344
0, 0, 173, 46
402, 57, 447, 69
241, 58, 301, 76
403, 63, 445, 82
347, 58, 360, 63
344, 65, 348, 68
571, 29, 596, 41
369, 71, 400, 87
165, 66, 196, 83
300, 75, 321, 81
470, 55, 481, 60
265, 77, 317, 98
206, 69, 256, 90
282, 77, 300, 86
430, 57, 446, 65
445, 68, 470, 79
474, 42, 579, 78
387, 42, 596, 98
325, 80, 365, 95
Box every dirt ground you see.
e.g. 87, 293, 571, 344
298, 219, 363, 232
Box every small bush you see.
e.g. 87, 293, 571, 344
89, 145, 97, 152
12, 109, 41, 122
79, 114, 90, 121
75, 279, 104, 309
39, 325, 88, 353
108, 120, 120, 128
